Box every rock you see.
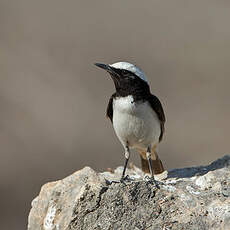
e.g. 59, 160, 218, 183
28, 155, 230, 230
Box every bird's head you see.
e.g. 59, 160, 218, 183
95, 61, 149, 96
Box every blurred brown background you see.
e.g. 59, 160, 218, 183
0, 0, 230, 229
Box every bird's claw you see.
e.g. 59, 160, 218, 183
120, 175, 131, 183
144, 175, 162, 189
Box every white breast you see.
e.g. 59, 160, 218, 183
112, 95, 161, 151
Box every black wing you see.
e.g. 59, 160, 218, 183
148, 94, 166, 142
106, 93, 116, 123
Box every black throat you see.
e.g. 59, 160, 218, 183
113, 76, 151, 102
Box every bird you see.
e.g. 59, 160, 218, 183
95, 62, 166, 183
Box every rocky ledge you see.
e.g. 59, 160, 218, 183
28, 155, 230, 230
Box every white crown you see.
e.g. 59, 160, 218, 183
109, 62, 148, 83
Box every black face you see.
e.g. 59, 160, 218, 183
95, 63, 150, 100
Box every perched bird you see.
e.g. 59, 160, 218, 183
95, 62, 166, 182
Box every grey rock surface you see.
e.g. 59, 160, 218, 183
28, 155, 230, 230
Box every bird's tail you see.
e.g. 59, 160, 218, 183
139, 147, 164, 174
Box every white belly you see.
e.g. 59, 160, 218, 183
113, 95, 161, 150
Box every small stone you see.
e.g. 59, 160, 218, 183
195, 172, 215, 190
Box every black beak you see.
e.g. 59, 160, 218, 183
94, 63, 120, 82
94, 63, 110, 71
94, 63, 117, 75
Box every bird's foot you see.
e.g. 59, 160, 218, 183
120, 175, 131, 184
144, 175, 163, 189
105, 179, 120, 185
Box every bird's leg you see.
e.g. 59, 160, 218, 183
120, 145, 130, 182
146, 146, 159, 188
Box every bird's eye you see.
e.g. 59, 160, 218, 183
121, 70, 136, 80
122, 70, 129, 75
